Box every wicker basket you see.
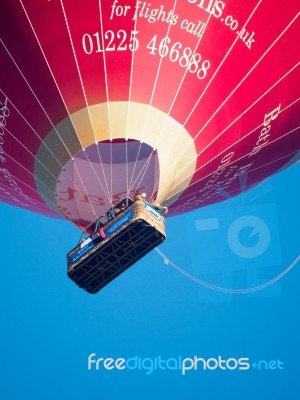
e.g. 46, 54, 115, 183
67, 199, 166, 293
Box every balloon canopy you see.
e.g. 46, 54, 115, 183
0, 0, 299, 229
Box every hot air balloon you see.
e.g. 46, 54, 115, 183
1, 1, 299, 291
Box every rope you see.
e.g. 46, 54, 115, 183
155, 248, 300, 294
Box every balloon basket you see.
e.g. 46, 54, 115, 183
67, 199, 166, 294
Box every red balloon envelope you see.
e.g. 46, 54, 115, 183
0, 0, 299, 228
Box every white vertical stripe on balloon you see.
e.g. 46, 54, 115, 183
60, 0, 112, 208
125, 0, 140, 198
97, 0, 114, 205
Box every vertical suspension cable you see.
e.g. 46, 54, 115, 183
60, 0, 112, 213
127, 0, 178, 199
124, 0, 140, 199
98, 0, 114, 206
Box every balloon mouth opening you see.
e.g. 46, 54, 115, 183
55, 138, 160, 226
75, 138, 155, 164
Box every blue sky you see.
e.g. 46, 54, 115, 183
1, 163, 299, 400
